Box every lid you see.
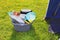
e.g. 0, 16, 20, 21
20, 9, 32, 14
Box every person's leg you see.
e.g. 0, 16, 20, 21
45, 0, 60, 18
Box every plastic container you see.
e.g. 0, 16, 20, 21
8, 9, 35, 32
12, 19, 32, 32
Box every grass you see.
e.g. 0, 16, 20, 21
0, 0, 59, 40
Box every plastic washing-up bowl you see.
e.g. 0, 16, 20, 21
12, 19, 32, 32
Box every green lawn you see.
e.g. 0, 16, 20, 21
0, 0, 59, 40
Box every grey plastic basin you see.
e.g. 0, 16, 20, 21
12, 19, 32, 32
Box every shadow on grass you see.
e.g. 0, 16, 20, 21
55, 33, 60, 39
10, 26, 40, 40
